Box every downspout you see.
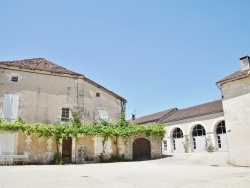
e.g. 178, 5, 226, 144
216, 82, 223, 99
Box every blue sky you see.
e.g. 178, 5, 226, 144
1, 0, 250, 119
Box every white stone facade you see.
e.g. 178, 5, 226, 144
220, 77, 250, 166
162, 112, 227, 155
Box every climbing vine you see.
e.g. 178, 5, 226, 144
0, 114, 165, 144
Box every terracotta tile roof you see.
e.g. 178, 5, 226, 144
217, 69, 250, 85
0, 58, 80, 76
163, 100, 223, 123
129, 108, 177, 125
0, 58, 127, 102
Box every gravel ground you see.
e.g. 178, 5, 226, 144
1, 152, 250, 188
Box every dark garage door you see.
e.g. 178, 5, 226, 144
133, 138, 151, 161
62, 137, 72, 163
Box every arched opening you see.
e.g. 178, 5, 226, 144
192, 124, 206, 152
216, 121, 228, 152
133, 138, 151, 161
172, 128, 184, 153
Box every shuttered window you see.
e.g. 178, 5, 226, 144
2, 94, 19, 122
0, 133, 16, 155
95, 109, 109, 123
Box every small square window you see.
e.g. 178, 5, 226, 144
61, 108, 70, 122
11, 77, 18, 82
96, 93, 100, 97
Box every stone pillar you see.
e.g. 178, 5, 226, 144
46, 138, 54, 163
72, 137, 76, 163
59, 139, 63, 154
166, 136, 171, 154
24, 135, 32, 157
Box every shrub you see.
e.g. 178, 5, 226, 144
205, 136, 215, 152
99, 154, 125, 163
50, 152, 64, 165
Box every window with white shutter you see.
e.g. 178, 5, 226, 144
2, 94, 19, 122
0, 133, 16, 155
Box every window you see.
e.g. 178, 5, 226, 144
217, 136, 222, 148
96, 93, 100, 97
11, 76, 18, 82
95, 109, 109, 122
2, 94, 19, 122
216, 121, 226, 134
0, 133, 16, 155
95, 137, 111, 154
192, 124, 206, 137
163, 140, 167, 151
61, 108, 70, 122
173, 140, 176, 150
193, 138, 196, 149
173, 128, 183, 138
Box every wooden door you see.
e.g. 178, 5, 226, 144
62, 138, 72, 163
133, 138, 151, 161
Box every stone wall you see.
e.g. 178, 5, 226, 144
2, 130, 162, 164
123, 134, 162, 160
0, 68, 124, 124
221, 76, 250, 166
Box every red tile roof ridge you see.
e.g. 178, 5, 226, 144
128, 108, 177, 125
163, 99, 223, 123
0, 58, 80, 76
217, 69, 250, 85
0, 58, 127, 102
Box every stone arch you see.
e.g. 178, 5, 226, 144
212, 117, 225, 133
214, 120, 228, 152
133, 138, 151, 161
171, 127, 184, 153
190, 124, 206, 152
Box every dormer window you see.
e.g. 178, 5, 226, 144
96, 93, 100, 97
11, 76, 18, 82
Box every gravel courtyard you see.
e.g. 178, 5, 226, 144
1, 153, 250, 188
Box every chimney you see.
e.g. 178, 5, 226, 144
132, 114, 135, 120
240, 56, 250, 71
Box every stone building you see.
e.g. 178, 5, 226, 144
130, 100, 227, 155
131, 55, 250, 167
0, 58, 162, 164
217, 56, 250, 166
0, 58, 126, 124
0, 130, 162, 164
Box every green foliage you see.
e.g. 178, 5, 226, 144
70, 109, 81, 127
0, 115, 165, 144
99, 154, 125, 163
16, 116, 26, 124
205, 136, 215, 152
50, 152, 63, 165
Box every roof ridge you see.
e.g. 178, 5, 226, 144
0, 58, 127, 102
178, 99, 222, 111
163, 99, 223, 123
136, 108, 177, 119
0, 57, 80, 75
128, 108, 177, 124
